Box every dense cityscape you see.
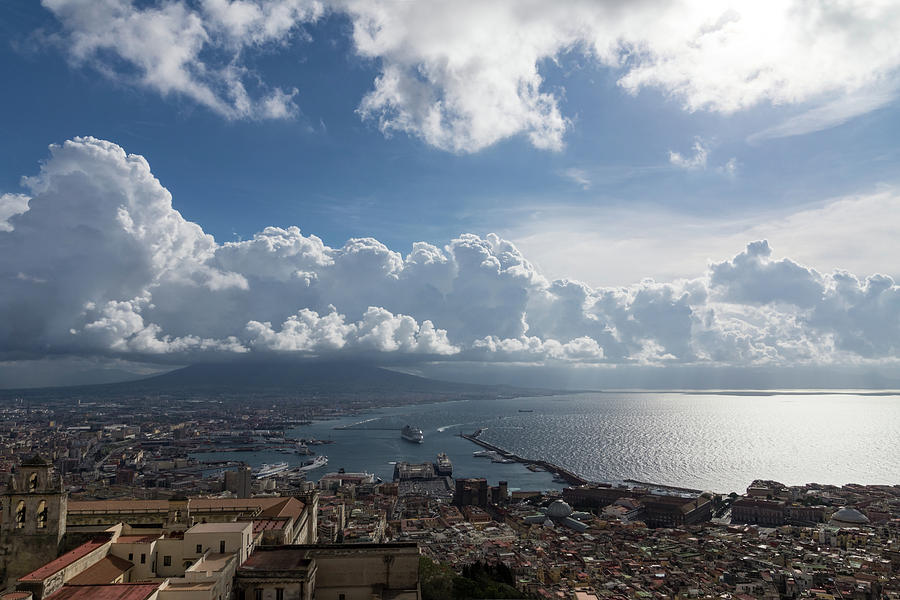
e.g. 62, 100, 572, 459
0, 396, 897, 599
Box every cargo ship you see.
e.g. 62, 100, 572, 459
434, 452, 453, 476
401, 425, 424, 443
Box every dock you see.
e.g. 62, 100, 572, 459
459, 429, 588, 485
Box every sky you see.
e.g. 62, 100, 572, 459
1, 0, 899, 389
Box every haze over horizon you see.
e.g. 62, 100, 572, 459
2, 0, 899, 389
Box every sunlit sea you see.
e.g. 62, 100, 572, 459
192, 391, 900, 494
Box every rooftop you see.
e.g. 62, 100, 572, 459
254, 519, 290, 533
68, 497, 287, 514
186, 522, 251, 534
67, 555, 133, 586
239, 549, 313, 571
186, 553, 234, 573
164, 582, 215, 591
114, 535, 160, 544
44, 584, 160, 600
18, 539, 108, 582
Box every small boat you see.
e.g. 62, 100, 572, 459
518, 409, 534, 412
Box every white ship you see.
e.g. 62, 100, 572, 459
401, 425, 424, 443
254, 462, 289, 479
297, 455, 328, 472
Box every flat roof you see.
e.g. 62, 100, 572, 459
163, 582, 214, 591
240, 549, 312, 571
186, 522, 251, 533
19, 539, 108, 582
115, 535, 160, 544
186, 553, 233, 573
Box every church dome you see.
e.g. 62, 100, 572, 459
829, 507, 870, 527
546, 500, 573, 518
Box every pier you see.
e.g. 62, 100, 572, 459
459, 429, 588, 485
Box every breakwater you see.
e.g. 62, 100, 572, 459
460, 429, 588, 485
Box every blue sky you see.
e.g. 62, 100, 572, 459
1, 1, 899, 387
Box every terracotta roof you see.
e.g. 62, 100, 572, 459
18, 540, 108, 582
192, 497, 284, 511
45, 584, 160, 600
68, 497, 286, 514
259, 497, 305, 520
68, 500, 168, 513
67, 555, 133, 585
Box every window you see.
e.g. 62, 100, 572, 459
219, 540, 225, 553
339, 594, 346, 600
28, 473, 38, 492
15, 500, 25, 529
196, 544, 203, 554
36, 500, 47, 529
254, 590, 262, 600
140, 553, 146, 564
128, 553, 133, 561
276, 589, 285, 600
163, 555, 171, 567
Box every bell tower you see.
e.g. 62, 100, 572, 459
0, 455, 67, 589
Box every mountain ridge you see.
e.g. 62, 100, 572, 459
0, 360, 558, 404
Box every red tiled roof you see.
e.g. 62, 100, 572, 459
45, 584, 160, 600
67, 555, 133, 585
19, 539, 108, 582
259, 497, 305, 520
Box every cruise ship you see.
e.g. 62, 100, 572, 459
401, 425, 424, 443
434, 452, 453, 476
254, 462, 289, 479
297, 455, 328, 472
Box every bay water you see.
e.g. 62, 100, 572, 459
193, 391, 900, 494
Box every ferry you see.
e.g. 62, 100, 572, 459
401, 425, 424, 443
297, 455, 328, 472
254, 462, 289, 479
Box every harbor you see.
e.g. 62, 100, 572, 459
459, 428, 588, 486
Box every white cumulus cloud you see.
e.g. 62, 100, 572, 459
0, 194, 30, 232
2, 137, 899, 369
40, 0, 900, 151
